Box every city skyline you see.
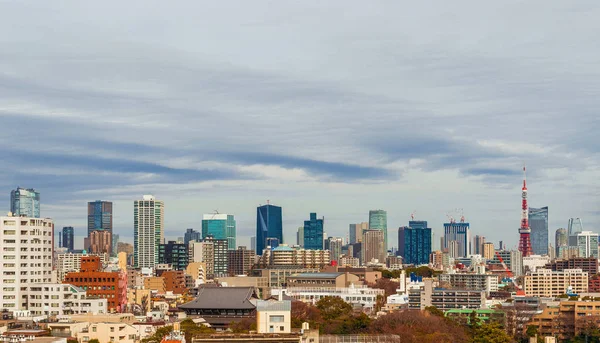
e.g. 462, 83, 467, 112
0, 1, 598, 251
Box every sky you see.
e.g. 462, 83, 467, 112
0, 1, 598, 251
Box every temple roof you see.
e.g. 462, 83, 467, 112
179, 287, 256, 310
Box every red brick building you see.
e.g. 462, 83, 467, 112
162, 270, 187, 294
63, 256, 127, 312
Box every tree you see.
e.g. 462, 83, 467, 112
88, 340, 100, 343
67, 340, 78, 343
229, 318, 256, 333
370, 311, 471, 343
180, 318, 214, 341
471, 323, 513, 343
141, 325, 173, 343
370, 278, 400, 298
291, 300, 322, 328
424, 306, 445, 318
315, 296, 353, 321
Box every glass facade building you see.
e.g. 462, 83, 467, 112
87, 201, 113, 235
10, 187, 40, 218
369, 210, 388, 250
529, 206, 549, 255
202, 214, 236, 250
256, 204, 283, 255
184, 228, 202, 246
555, 228, 568, 257
159, 240, 189, 270
61, 226, 74, 252
443, 222, 471, 258
303, 213, 324, 250
398, 221, 431, 265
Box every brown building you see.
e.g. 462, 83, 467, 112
63, 256, 127, 312
528, 301, 600, 340
89, 230, 112, 254
287, 272, 360, 288
544, 257, 598, 275
162, 270, 187, 294
227, 246, 255, 276
589, 274, 600, 292
144, 277, 166, 293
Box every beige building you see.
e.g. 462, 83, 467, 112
189, 241, 214, 275
258, 245, 330, 268
127, 289, 152, 314
217, 276, 270, 299
362, 230, 385, 264
256, 300, 291, 334
257, 267, 320, 288
483, 242, 495, 260
118, 252, 127, 271
523, 268, 588, 297
143, 276, 166, 293
339, 256, 360, 268
186, 262, 207, 286
49, 321, 138, 343
287, 272, 360, 288
349, 222, 369, 244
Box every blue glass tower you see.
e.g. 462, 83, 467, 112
529, 206, 548, 255
202, 214, 236, 250
256, 204, 283, 255
303, 213, 324, 250
10, 187, 40, 218
443, 222, 471, 257
399, 221, 431, 265
61, 226, 75, 252
184, 228, 202, 246
87, 200, 113, 236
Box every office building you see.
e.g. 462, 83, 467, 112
204, 236, 228, 277
296, 227, 304, 247
256, 203, 283, 255
158, 241, 189, 270
349, 222, 369, 244
439, 274, 499, 295
251, 236, 256, 251
10, 187, 40, 218
568, 218, 584, 236
303, 213, 324, 250
202, 214, 236, 250
0, 214, 54, 311
369, 210, 388, 250
443, 222, 471, 257
111, 234, 119, 256
483, 242, 495, 260
87, 200, 113, 242
133, 195, 164, 268
328, 237, 343, 262
89, 230, 112, 254
575, 231, 599, 258
266, 237, 280, 249
473, 235, 486, 255
529, 206, 549, 255
228, 246, 255, 276
544, 257, 598, 275
523, 269, 588, 297
258, 245, 330, 269
362, 229, 385, 264
189, 240, 214, 276
61, 226, 75, 252
184, 228, 201, 246
555, 228, 568, 257
399, 221, 432, 265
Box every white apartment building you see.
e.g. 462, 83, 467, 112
275, 286, 384, 311
27, 284, 107, 316
438, 273, 499, 295
57, 252, 109, 282
339, 256, 360, 268
134, 195, 164, 269
189, 240, 214, 275
523, 255, 551, 273
256, 300, 291, 334
1, 214, 54, 311
258, 245, 330, 268
523, 268, 588, 297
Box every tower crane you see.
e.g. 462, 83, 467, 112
495, 251, 525, 296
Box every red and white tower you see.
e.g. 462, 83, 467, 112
518, 166, 533, 256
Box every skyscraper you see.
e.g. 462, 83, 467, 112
10, 187, 40, 218
555, 228, 568, 257
529, 206, 549, 255
303, 213, 324, 250
202, 214, 236, 250
184, 228, 202, 246
369, 210, 388, 250
256, 203, 283, 255
328, 237, 343, 262
473, 235, 486, 255
349, 222, 369, 244
399, 221, 432, 265
61, 226, 74, 252
89, 230, 112, 254
576, 231, 599, 258
568, 218, 584, 236
134, 195, 164, 268
443, 221, 471, 258
296, 227, 304, 247
87, 201, 113, 252
362, 229, 385, 264
159, 241, 189, 270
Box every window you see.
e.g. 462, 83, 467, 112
92, 327, 97, 332
270, 315, 285, 323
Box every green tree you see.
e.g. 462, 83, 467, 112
141, 325, 173, 343
180, 318, 214, 341
67, 340, 78, 343
425, 306, 445, 318
316, 296, 353, 321
471, 323, 512, 343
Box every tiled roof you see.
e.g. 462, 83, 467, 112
179, 287, 256, 310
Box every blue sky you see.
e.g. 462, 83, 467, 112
0, 1, 598, 250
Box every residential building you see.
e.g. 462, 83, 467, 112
523, 269, 588, 297
559, 246, 581, 259
575, 231, 599, 258
162, 270, 186, 294
399, 221, 431, 265
251, 236, 256, 251
57, 252, 109, 282
555, 228, 568, 257
202, 213, 237, 250
118, 252, 127, 270
328, 237, 343, 262
528, 301, 600, 340
544, 257, 598, 275
184, 228, 201, 246
50, 321, 139, 343
430, 250, 444, 270
445, 309, 506, 326
438, 273, 499, 295
143, 276, 166, 293
186, 262, 207, 286
303, 213, 324, 250
443, 222, 471, 257
0, 214, 54, 311
349, 222, 368, 244
275, 286, 384, 312
362, 230, 385, 264
60, 226, 75, 252
258, 245, 330, 269
529, 206, 549, 255
27, 283, 107, 316
133, 195, 164, 268
473, 235, 485, 255
10, 187, 40, 218
368, 210, 387, 250
158, 241, 188, 270
205, 236, 228, 277
483, 242, 495, 260
89, 229, 112, 254
296, 227, 304, 247
287, 272, 360, 288
256, 204, 283, 255
420, 279, 486, 310
189, 240, 214, 277
522, 255, 551, 272
63, 256, 127, 312
256, 300, 291, 334
339, 256, 360, 268
228, 246, 255, 276
253, 267, 320, 288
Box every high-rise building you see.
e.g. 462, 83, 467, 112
296, 227, 304, 247
369, 210, 388, 250
258, 245, 330, 268
399, 221, 432, 265
87, 200, 113, 237
575, 231, 599, 258
443, 222, 471, 258
0, 214, 54, 310
568, 218, 584, 237
89, 230, 111, 254
206, 236, 228, 278
133, 195, 164, 268
362, 229, 385, 264
184, 228, 201, 246
328, 237, 343, 262
159, 241, 189, 270
303, 213, 324, 250
112, 234, 119, 256
256, 203, 283, 255
483, 242, 495, 260
201, 214, 236, 250
349, 222, 369, 244
227, 246, 255, 276
251, 236, 256, 251
61, 226, 75, 252
189, 241, 214, 276
555, 228, 568, 257
10, 187, 40, 218
473, 235, 486, 255
529, 207, 549, 255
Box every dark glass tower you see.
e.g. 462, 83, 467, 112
529, 206, 549, 255
158, 241, 189, 270
256, 204, 283, 255
399, 221, 431, 265
61, 226, 75, 252
184, 228, 201, 246
303, 213, 324, 250
10, 187, 40, 218
88, 200, 113, 253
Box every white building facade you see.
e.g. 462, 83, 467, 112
27, 284, 107, 316
134, 195, 164, 269
275, 286, 384, 311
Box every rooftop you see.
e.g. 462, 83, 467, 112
179, 287, 256, 310
289, 273, 343, 279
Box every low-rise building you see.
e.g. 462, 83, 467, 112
253, 267, 320, 288
27, 284, 107, 316
528, 301, 600, 340
523, 269, 588, 297
162, 270, 187, 294
544, 257, 598, 275
144, 277, 166, 294
287, 273, 360, 288
438, 273, 498, 295
522, 255, 551, 273
49, 320, 138, 343
256, 300, 291, 334
186, 262, 208, 287
275, 286, 384, 311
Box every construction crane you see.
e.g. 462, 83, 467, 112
210, 210, 220, 219
495, 251, 525, 296
410, 211, 417, 220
